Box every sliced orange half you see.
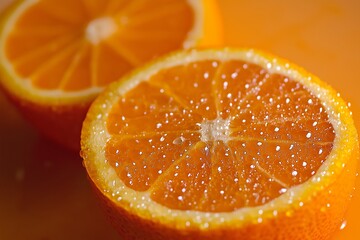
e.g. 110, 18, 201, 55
0, 0, 222, 150
81, 49, 359, 239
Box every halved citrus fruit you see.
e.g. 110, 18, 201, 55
0, 0, 222, 150
81, 48, 359, 239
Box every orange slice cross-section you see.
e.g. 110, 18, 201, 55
81, 49, 358, 239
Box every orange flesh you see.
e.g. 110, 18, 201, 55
105, 60, 335, 212
5, 0, 194, 91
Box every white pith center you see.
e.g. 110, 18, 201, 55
200, 117, 231, 142
85, 17, 117, 45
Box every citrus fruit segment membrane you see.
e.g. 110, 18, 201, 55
105, 59, 335, 212
106, 82, 203, 136
150, 141, 213, 211
106, 132, 201, 192
150, 60, 219, 119
4, 0, 195, 92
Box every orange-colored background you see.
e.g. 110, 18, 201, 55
0, 0, 359, 239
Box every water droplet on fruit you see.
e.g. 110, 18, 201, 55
173, 136, 186, 145
279, 188, 287, 194
340, 220, 347, 230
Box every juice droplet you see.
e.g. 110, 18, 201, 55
340, 220, 347, 230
